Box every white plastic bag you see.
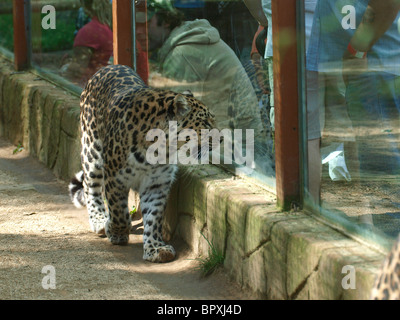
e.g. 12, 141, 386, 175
321, 142, 351, 181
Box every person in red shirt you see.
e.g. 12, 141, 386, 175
62, 0, 149, 86
63, 0, 113, 87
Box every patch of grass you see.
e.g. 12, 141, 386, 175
129, 205, 137, 217
195, 232, 225, 277
12, 143, 24, 155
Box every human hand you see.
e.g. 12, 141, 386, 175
342, 50, 368, 86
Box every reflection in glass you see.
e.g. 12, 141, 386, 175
145, 0, 275, 186
60, 0, 113, 86
0, 0, 14, 53
304, 0, 400, 248
31, 0, 113, 89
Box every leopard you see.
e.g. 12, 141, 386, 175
371, 233, 400, 300
68, 64, 218, 263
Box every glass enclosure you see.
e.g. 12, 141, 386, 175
302, 0, 400, 250
30, 0, 112, 92
0, 0, 14, 55
143, 0, 276, 189
2, 0, 398, 251
0, 0, 277, 189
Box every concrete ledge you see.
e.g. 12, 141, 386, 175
163, 166, 384, 299
0, 59, 81, 180
0, 57, 385, 299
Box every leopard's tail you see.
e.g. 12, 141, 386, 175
68, 171, 86, 208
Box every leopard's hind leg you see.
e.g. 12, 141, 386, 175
81, 133, 108, 234
103, 172, 131, 245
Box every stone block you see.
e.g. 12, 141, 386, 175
28, 87, 47, 157
242, 245, 267, 297
295, 245, 384, 300
190, 166, 226, 228
225, 192, 276, 268
244, 205, 284, 254
60, 101, 80, 139
224, 232, 244, 286
286, 224, 358, 299
53, 130, 81, 180
177, 214, 201, 255
206, 182, 228, 254
38, 91, 65, 166
1, 76, 25, 144
176, 168, 195, 216
263, 241, 288, 299
44, 100, 63, 168
269, 216, 312, 260
341, 261, 381, 300
193, 176, 208, 228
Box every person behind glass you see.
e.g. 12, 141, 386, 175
307, 0, 400, 214
244, 0, 319, 198
62, 0, 113, 87
173, 0, 205, 20
243, 0, 274, 132
250, 25, 270, 102
306, 0, 353, 206
342, 0, 400, 225
341, 1, 400, 177
146, 0, 272, 174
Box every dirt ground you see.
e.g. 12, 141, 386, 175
0, 138, 255, 300
319, 125, 400, 241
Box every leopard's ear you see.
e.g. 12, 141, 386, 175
173, 94, 191, 117
182, 90, 194, 97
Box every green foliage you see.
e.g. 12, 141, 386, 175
129, 206, 137, 217
12, 143, 24, 154
0, 14, 14, 51
39, 15, 75, 52
195, 232, 225, 277
0, 11, 77, 53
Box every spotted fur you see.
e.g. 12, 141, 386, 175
371, 234, 400, 300
69, 64, 217, 263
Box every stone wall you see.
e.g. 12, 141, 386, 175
162, 166, 384, 299
0, 57, 385, 299
0, 59, 81, 180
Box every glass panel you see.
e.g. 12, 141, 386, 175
31, 0, 113, 91
0, 0, 14, 54
303, 0, 400, 250
142, 0, 276, 189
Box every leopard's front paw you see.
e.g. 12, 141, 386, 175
143, 243, 176, 263
89, 217, 107, 235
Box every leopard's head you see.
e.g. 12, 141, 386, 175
143, 89, 222, 164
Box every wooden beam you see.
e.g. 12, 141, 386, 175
13, 0, 29, 71
112, 0, 133, 68
272, 0, 301, 210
